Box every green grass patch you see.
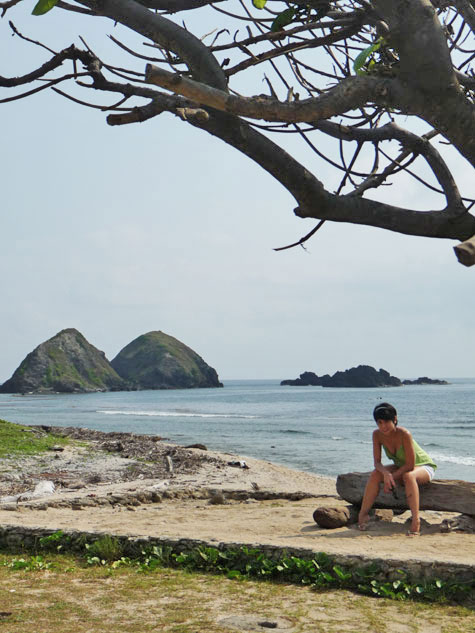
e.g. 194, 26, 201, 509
0, 419, 69, 457
9, 532, 474, 606
0, 552, 473, 633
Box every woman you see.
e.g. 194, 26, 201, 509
358, 403, 436, 535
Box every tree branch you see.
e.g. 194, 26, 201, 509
106, 99, 166, 125
145, 64, 394, 123
0, 0, 21, 17
136, 0, 223, 11
180, 107, 475, 242
315, 120, 464, 213
452, 0, 475, 32
454, 234, 475, 265
225, 23, 361, 77
75, 0, 227, 89
371, 0, 456, 92
0, 44, 93, 87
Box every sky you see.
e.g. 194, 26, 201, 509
1, 2, 474, 382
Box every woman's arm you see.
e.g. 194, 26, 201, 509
392, 428, 416, 478
372, 431, 396, 492
372, 430, 384, 471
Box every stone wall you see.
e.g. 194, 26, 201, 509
0, 524, 473, 584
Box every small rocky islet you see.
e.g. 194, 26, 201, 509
0, 328, 222, 394
281, 365, 448, 388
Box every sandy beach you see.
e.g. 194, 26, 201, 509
0, 427, 474, 568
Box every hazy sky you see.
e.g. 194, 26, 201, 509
1, 3, 474, 382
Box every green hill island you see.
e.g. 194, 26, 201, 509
111, 331, 222, 390
0, 329, 222, 394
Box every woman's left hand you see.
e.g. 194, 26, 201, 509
383, 471, 396, 493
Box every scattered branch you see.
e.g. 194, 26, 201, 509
274, 220, 326, 251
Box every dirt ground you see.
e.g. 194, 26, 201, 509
0, 427, 474, 567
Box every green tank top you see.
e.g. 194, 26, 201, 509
383, 438, 437, 470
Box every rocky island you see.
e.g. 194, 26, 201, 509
111, 330, 223, 390
0, 328, 222, 394
281, 365, 447, 388
0, 328, 126, 394
402, 377, 449, 385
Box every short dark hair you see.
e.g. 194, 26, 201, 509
373, 402, 397, 422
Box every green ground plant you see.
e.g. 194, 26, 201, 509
7, 532, 472, 606
85, 535, 127, 563
0, 419, 68, 457
0, 552, 473, 633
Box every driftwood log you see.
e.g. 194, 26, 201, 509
336, 472, 475, 516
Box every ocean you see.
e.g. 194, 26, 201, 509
0, 379, 474, 481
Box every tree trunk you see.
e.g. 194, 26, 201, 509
336, 472, 475, 516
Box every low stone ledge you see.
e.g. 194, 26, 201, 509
0, 525, 473, 584
0, 487, 319, 512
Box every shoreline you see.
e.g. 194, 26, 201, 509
0, 425, 474, 570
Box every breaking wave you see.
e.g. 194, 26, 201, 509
98, 409, 257, 419
431, 452, 475, 467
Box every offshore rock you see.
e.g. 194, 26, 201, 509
281, 365, 402, 388
402, 376, 449, 385
0, 328, 126, 394
336, 472, 475, 516
111, 330, 222, 389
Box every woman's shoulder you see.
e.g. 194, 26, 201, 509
397, 426, 413, 440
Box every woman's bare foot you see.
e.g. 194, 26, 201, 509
358, 513, 370, 531
407, 517, 420, 536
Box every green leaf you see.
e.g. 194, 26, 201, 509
271, 8, 295, 32
252, 0, 267, 8
333, 565, 351, 581
353, 38, 384, 75
32, 0, 58, 15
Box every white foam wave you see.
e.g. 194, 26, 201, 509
98, 409, 257, 419
331, 436, 344, 440
431, 452, 475, 467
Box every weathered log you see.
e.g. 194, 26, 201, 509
336, 472, 475, 516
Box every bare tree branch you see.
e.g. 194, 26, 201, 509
145, 64, 391, 123
0, 0, 21, 17
1, 0, 474, 264
0, 44, 94, 87
314, 120, 464, 212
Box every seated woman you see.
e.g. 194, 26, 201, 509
358, 403, 436, 535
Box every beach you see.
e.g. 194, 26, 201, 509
0, 426, 473, 569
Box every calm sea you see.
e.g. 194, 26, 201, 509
0, 379, 474, 481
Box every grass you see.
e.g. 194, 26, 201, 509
15, 533, 475, 606
0, 419, 69, 457
0, 553, 473, 633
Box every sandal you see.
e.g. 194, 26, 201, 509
406, 529, 420, 537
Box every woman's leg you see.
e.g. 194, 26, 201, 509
401, 467, 431, 534
358, 469, 383, 528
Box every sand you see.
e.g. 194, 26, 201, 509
0, 433, 474, 568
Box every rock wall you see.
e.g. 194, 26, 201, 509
0, 524, 473, 584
